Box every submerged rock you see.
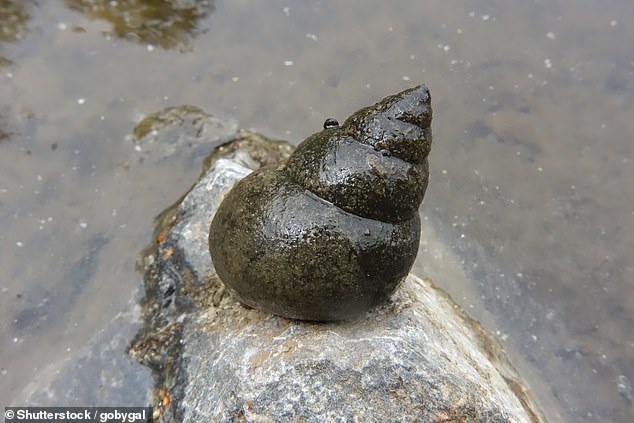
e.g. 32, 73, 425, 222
131, 129, 543, 422
131, 105, 238, 164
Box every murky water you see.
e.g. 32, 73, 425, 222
1, 1, 632, 421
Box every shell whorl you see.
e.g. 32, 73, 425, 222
285, 84, 432, 223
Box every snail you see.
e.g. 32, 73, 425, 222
209, 85, 432, 321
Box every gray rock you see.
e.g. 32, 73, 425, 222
132, 130, 543, 422
16, 107, 237, 408
23, 299, 153, 406
131, 105, 238, 164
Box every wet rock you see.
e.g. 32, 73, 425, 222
22, 297, 153, 406
132, 129, 543, 422
131, 105, 238, 164
16, 106, 239, 407
65, 0, 215, 49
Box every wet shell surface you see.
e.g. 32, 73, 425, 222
209, 85, 433, 321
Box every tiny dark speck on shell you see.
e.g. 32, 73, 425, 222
323, 118, 340, 129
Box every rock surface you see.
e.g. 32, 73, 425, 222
131, 130, 543, 422
17, 105, 238, 407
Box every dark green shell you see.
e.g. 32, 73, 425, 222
209, 85, 432, 321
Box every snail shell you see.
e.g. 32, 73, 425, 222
209, 85, 432, 321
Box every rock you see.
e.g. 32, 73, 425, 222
16, 106, 241, 407
23, 300, 153, 406
66, 0, 214, 50
131, 105, 238, 164
131, 129, 543, 422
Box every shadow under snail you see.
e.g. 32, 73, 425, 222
209, 85, 432, 321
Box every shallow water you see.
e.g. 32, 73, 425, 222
1, 1, 632, 421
